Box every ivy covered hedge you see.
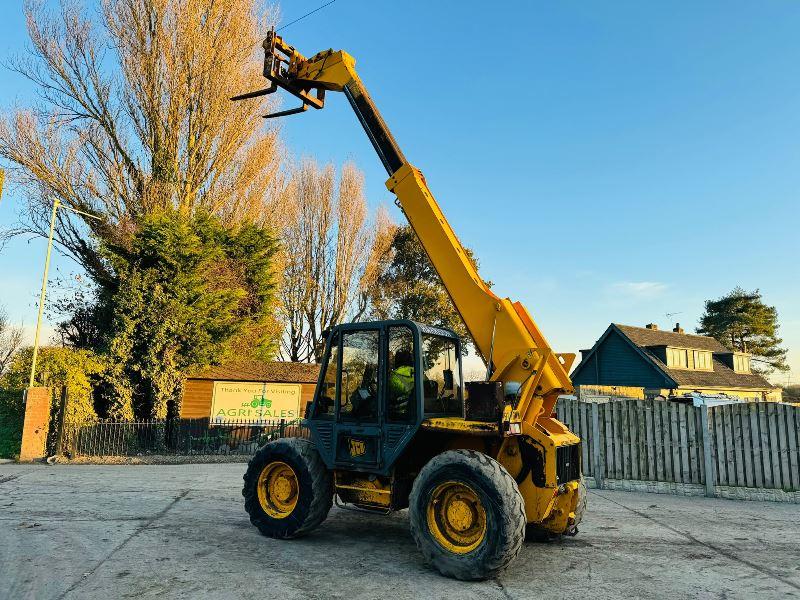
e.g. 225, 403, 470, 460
1, 347, 105, 427
0, 389, 24, 459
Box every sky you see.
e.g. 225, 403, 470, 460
0, 1, 798, 384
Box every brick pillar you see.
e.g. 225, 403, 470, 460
19, 387, 51, 462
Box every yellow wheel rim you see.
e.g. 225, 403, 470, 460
426, 481, 487, 554
257, 461, 299, 519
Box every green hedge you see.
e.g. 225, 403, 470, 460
0, 389, 24, 459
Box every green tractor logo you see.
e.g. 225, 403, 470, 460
250, 395, 272, 409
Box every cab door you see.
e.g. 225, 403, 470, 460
333, 326, 383, 470
382, 324, 421, 468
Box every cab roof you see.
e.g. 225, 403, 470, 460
325, 319, 459, 340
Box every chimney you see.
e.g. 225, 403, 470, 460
673, 322, 684, 334
645, 323, 658, 330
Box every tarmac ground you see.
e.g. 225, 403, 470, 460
1, 463, 798, 599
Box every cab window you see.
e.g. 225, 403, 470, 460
338, 330, 380, 422
421, 334, 462, 416
387, 326, 416, 422
315, 332, 338, 419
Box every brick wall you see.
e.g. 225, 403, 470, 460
19, 387, 51, 462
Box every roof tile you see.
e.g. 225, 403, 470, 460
187, 361, 320, 383
615, 324, 728, 352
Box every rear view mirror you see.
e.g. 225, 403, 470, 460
443, 368, 454, 391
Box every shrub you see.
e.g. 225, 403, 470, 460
0, 347, 105, 425
0, 389, 24, 459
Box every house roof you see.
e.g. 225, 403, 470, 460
612, 324, 774, 391
187, 361, 320, 384
614, 324, 728, 352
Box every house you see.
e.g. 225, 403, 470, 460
571, 323, 782, 402
180, 361, 320, 421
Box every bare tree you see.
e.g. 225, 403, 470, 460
0, 0, 282, 284
276, 160, 393, 363
0, 308, 24, 375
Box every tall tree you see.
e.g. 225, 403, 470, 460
697, 287, 788, 375
0, 0, 286, 417
275, 160, 393, 363
0, 0, 281, 284
370, 224, 485, 352
99, 209, 279, 420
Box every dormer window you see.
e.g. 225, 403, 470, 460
693, 350, 712, 370
667, 347, 688, 369
713, 351, 751, 373
733, 353, 751, 373
666, 347, 713, 371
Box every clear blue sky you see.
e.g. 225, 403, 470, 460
1, 1, 798, 383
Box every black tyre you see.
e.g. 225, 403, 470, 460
409, 450, 526, 581
243, 438, 332, 539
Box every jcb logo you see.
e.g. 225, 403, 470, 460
349, 438, 366, 457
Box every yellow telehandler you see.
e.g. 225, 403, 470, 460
234, 31, 585, 580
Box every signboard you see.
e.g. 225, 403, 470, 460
211, 381, 302, 423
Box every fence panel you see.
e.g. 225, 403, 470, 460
749, 404, 764, 487
713, 407, 726, 485
777, 404, 792, 488
767, 403, 782, 488
668, 403, 680, 483
687, 404, 699, 483
645, 401, 656, 480
740, 404, 755, 487
758, 404, 774, 488
620, 401, 631, 479
788, 405, 800, 490
735, 404, 748, 487
579, 401, 591, 478
556, 398, 800, 493
599, 404, 609, 478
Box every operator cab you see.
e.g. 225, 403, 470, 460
305, 320, 463, 475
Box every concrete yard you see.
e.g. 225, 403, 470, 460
1, 464, 798, 600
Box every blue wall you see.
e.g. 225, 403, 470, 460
572, 329, 673, 389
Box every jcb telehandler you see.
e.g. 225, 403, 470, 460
235, 31, 585, 581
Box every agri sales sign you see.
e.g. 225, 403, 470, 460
211, 381, 302, 422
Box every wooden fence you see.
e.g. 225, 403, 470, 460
555, 398, 800, 494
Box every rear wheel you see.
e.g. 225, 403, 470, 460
409, 450, 526, 581
243, 438, 332, 539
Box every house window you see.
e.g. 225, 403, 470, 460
733, 354, 750, 373
667, 347, 713, 371
667, 347, 688, 369
693, 351, 712, 371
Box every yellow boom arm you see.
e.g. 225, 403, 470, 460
238, 32, 576, 434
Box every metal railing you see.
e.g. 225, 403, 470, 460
61, 418, 309, 457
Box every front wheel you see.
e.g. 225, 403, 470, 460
409, 450, 526, 581
243, 438, 332, 539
